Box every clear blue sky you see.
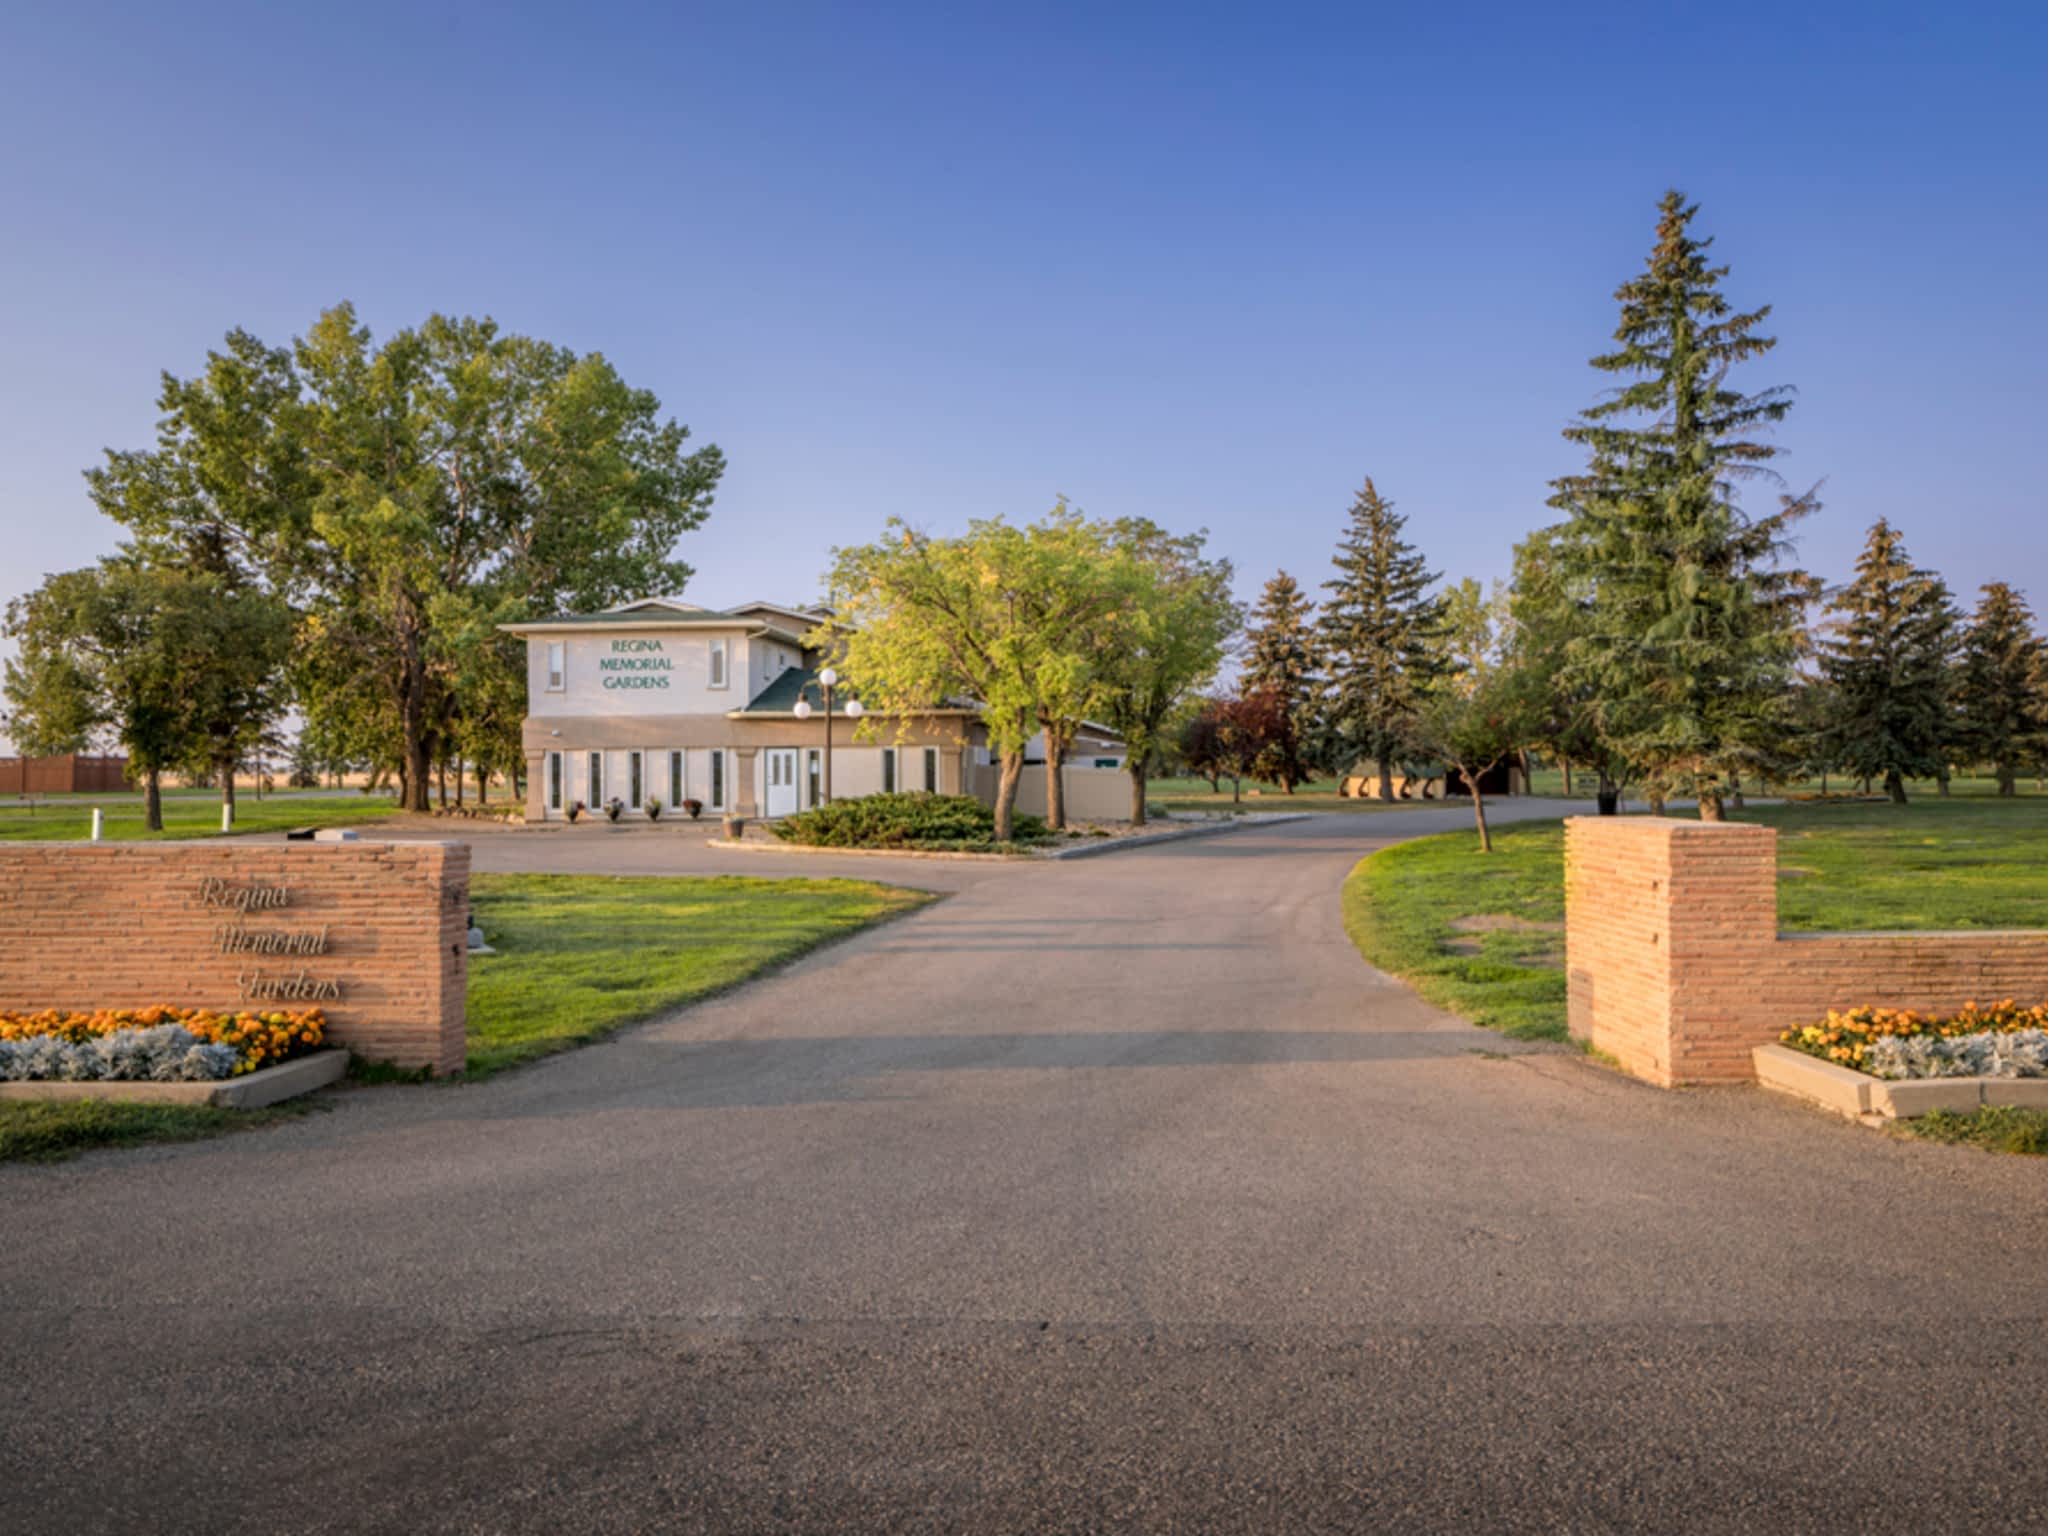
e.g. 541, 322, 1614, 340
2, 0, 2043, 647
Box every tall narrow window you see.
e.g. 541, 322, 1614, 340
922, 748, 938, 793
548, 752, 562, 811
882, 748, 897, 794
629, 751, 642, 807
588, 752, 603, 805
546, 641, 566, 691
709, 751, 725, 810
806, 748, 821, 807
669, 750, 683, 806
708, 639, 728, 689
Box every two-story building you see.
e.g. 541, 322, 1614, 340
504, 597, 1125, 823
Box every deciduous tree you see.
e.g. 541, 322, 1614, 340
823, 517, 1104, 841
1092, 523, 1239, 823
1413, 661, 1541, 852
3, 557, 225, 829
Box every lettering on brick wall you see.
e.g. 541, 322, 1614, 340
197, 877, 346, 1001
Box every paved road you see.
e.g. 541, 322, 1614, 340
4, 804, 2045, 1532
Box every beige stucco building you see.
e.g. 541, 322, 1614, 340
503, 598, 1125, 822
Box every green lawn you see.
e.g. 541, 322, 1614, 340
0, 792, 400, 842
1899, 1105, 2048, 1156
464, 874, 935, 1075
1149, 774, 1423, 816
1342, 797, 2048, 1045
1519, 766, 2047, 801
0, 1098, 320, 1164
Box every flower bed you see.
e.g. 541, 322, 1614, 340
0, 1007, 328, 1081
1780, 999, 2048, 1080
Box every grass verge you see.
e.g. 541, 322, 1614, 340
1898, 1105, 2048, 1156
0, 1098, 317, 1165
0, 794, 399, 843
465, 873, 935, 1076
1150, 774, 1434, 817
1342, 818, 1570, 1041
1341, 797, 2048, 1046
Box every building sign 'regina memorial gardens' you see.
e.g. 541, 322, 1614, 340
599, 638, 673, 691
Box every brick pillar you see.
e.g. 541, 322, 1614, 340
734, 748, 759, 818
524, 750, 547, 823
1565, 818, 1778, 1086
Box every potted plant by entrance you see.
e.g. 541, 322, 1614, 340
644, 796, 663, 822
682, 798, 703, 821
722, 813, 746, 840
565, 799, 585, 824
604, 797, 626, 823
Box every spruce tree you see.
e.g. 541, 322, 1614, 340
1242, 570, 1319, 791
1549, 191, 1817, 819
1954, 583, 2048, 796
1320, 478, 1443, 800
1817, 520, 1957, 804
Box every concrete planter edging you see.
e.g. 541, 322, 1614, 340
1752, 1043, 2048, 1121
0, 1049, 348, 1109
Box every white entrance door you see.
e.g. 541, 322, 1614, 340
765, 749, 799, 817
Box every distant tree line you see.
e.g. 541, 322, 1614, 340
1177, 190, 2048, 847
10, 202, 2043, 843
4, 305, 722, 826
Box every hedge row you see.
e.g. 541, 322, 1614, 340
769, 793, 1049, 851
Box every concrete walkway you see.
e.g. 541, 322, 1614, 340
3, 802, 2044, 1532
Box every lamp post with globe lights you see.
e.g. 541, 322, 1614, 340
792, 667, 862, 803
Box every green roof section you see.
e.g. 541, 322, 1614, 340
738, 667, 857, 715
507, 608, 744, 627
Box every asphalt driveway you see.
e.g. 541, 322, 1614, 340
3, 803, 2044, 1532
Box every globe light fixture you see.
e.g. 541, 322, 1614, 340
808, 668, 852, 803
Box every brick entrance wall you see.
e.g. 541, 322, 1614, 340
0, 841, 469, 1075
1565, 817, 2048, 1087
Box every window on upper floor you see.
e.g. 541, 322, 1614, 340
546, 641, 566, 691
709, 638, 728, 689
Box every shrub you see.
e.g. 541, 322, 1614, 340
1781, 999, 2048, 1077
604, 797, 626, 823
769, 792, 1049, 851
0, 1006, 328, 1077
